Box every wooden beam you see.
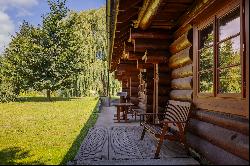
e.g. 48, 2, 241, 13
169, 46, 193, 69
177, 0, 217, 28
138, 0, 164, 30
134, 39, 169, 52
171, 76, 193, 90
169, 30, 193, 54
143, 50, 169, 64
127, 52, 144, 60
172, 64, 193, 79
170, 90, 192, 101
146, 87, 171, 95
137, 63, 154, 69
191, 109, 249, 136
117, 7, 138, 23
119, 0, 142, 11
129, 28, 172, 41
117, 63, 139, 71
188, 119, 249, 161
186, 133, 249, 165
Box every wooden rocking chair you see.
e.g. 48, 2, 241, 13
139, 100, 192, 159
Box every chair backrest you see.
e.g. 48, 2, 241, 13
164, 100, 192, 131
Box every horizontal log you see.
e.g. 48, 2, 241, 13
130, 87, 139, 92
173, 24, 193, 41
188, 119, 249, 161
193, 98, 247, 117
143, 50, 169, 64
138, 0, 163, 30
124, 42, 134, 53
146, 87, 171, 95
169, 30, 193, 54
137, 63, 154, 69
171, 76, 193, 90
191, 109, 249, 136
170, 90, 192, 101
130, 29, 172, 40
172, 64, 193, 79
144, 55, 168, 64
147, 95, 170, 106
186, 132, 249, 165
134, 39, 169, 52
169, 46, 193, 69
146, 76, 171, 86
117, 63, 139, 71
127, 52, 144, 60
131, 81, 140, 87
145, 49, 171, 57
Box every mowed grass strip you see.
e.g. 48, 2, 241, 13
0, 97, 99, 165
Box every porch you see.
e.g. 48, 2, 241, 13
68, 99, 199, 165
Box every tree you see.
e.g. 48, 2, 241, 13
35, 0, 82, 100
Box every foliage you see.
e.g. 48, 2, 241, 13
0, 97, 99, 164
199, 33, 241, 93
0, 0, 121, 102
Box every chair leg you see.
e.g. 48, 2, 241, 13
154, 125, 168, 159
140, 127, 146, 140
154, 138, 164, 159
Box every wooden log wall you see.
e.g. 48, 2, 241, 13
168, 25, 249, 164
169, 27, 193, 102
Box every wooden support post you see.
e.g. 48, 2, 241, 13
129, 77, 132, 99
155, 63, 159, 123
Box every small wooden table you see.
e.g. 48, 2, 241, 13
113, 102, 134, 123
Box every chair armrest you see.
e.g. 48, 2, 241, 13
160, 121, 187, 133
160, 121, 186, 124
139, 113, 166, 125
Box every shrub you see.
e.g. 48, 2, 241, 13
0, 80, 17, 102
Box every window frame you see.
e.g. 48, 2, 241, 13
196, 2, 245, 99
193, 0, 247, 117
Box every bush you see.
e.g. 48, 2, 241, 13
0, 81, 17, 102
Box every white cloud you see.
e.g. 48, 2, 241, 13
0, 0, 39, 11
0, 10, 15, 53
0, 0, 39, 53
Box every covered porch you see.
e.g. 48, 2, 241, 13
106, 0, 249, 165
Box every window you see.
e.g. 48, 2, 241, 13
197, 5, 245, 98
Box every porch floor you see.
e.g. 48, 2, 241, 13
68, 101, 199, 165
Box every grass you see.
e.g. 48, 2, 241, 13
0, 97, 99, 165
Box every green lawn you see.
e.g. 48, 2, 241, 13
0, 97, 99, 165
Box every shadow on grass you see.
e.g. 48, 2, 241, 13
16, 97, 72, 103
60, 100, 100, 165
0, 147, 45, 165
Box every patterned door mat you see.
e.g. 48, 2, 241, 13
72, 126, 190, 165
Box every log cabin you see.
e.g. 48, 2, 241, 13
106, 0, 249, 164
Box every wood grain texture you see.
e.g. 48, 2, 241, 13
169, 46, 193, 69
171, 76, 193, 90
170, 90, 193, 101
172, 64, 193, 79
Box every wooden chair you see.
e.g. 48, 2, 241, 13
139, 100, 192, 159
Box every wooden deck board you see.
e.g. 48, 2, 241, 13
73, 126, 199, 165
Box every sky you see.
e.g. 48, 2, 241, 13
0, 0, 106, 53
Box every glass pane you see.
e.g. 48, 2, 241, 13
199, 46, 214, 70
218, 66, 241, 93
199, 23, 214, 49
218, 36, 240, 68
219, 6, 240, 41
199, 71, 213, 93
